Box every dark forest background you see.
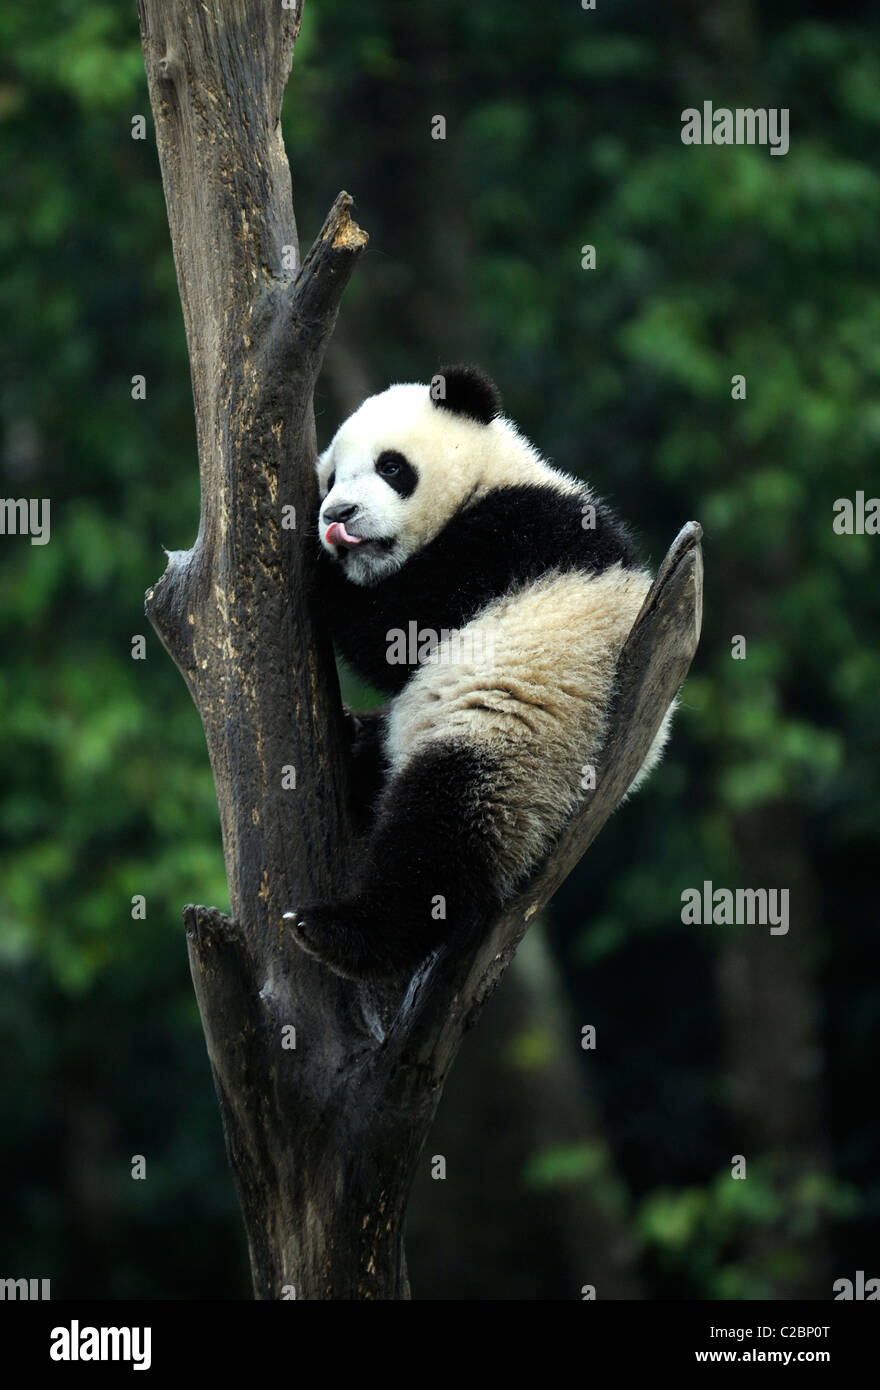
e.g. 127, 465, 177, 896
1, 0, 878, 1299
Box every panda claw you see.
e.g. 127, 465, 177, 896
284, 901, 356, 972
282, 907, 322, 955
283, 899, 403, 982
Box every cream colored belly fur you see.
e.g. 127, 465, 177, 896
385, 564, 669, 895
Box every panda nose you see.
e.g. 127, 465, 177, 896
323, 503, 359, 524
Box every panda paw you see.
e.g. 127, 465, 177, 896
283, 898, 402, 983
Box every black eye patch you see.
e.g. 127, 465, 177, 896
375, 450, 418, 498
325, 470, 335, 494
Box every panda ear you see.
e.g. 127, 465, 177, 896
430, 364, 502, 425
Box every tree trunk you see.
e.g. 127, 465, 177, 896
505, 930, 643, 1299
718, 803, 831, 1298
137, 0, 703, 1299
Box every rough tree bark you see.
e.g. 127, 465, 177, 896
137, 0, 703, 1299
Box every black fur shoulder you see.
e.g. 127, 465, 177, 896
316, 482, 639, 694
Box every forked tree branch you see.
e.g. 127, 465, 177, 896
137, 0, 702, 1299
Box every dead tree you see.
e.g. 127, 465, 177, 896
136, 0, 703, 1299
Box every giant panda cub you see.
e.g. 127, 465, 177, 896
286, 365, 670, 981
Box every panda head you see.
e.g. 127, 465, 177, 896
317, 364, 524, 586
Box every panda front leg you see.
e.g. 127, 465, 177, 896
287, 742, 506, 981
342, 704, 389, 831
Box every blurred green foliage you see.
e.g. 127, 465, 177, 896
638, 1159, 859, 1299
1, 0, 878, 1298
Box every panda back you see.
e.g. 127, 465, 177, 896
320, 482, 641, 696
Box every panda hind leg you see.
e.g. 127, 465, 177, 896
288, 742, 505, 982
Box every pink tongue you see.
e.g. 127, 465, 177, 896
325, 521, 363, 548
